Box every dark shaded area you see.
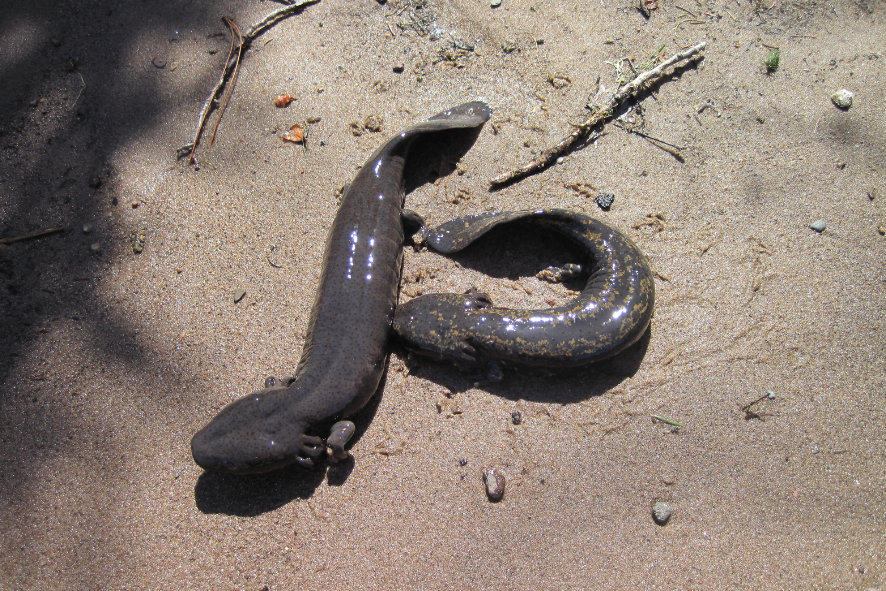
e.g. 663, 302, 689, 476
403, 121, 486, 194
0, 0, 280, 523
394, 219, 652, 401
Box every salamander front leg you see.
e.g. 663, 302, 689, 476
294, 433, 324, 468
326, 420, 356, 462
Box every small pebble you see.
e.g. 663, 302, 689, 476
809, 219, 826, 233
555, 156, 564, 164
766, 390, 776, 400
152, 57, 167, 69
392, 63, 404, 73
90, 242, 101, 253
831, 89, 853, 109
459, 458, 468, 467
233, 288, 247, 303
491, 0, 502, 6
595, 193, 615, 210
652, 501, 671, 525
483, 468, 505, 501
82, 224, 92, 234
511, 410, 522, 425
877, 226, 885, 236
131, 200, 140, 209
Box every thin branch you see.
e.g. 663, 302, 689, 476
209, 18, 243, 148
490, 41, 706, 187
0, 227, 66, 245
180, 0, 321, 165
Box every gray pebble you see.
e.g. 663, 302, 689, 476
82, 224, 93, 234
483, 468, 505, 501
90, 242, 101, 253
152, 57, 167, 69
809, 219, 826, 233
511, 410, 522, 425
595, 193, 614, 210
831, 89, 853, 109
233, 288, 246, 303
491, 0, 502, 6
652, 501, 671, 525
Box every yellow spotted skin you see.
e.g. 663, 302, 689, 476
393, 209, 654, 368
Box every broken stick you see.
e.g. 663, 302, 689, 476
0, 227, 66, 245
490, 41, 707, 187
180, 0, 321, 165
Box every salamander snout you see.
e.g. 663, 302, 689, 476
190, 384, 320, 475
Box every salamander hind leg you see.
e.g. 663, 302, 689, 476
326, 421, 356, 461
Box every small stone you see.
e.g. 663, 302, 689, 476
129, 228, 146, 254
491, 0, 502, 6
877, 226, 885, 236
595, 193, 615, 210
652, 501, 671, 525
766, 390, 776, 400
556, 156, 564, 164
152, 57, 167, 69
88, 176, 102, 188
831, 89, 853, 109
483, 468, 505, 501
392, 63, 404, 73
90, 242, 101, 253
82, 224, 92, 234
233, 288, 247, 303
511, 410, 522, 425
809, 219, 826, 233
836, 161, 847, 170
131, 200, 140, 209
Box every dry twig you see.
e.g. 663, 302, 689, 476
490, 41, 707, 187
181, 0, 321, 165
0, 227, 66, 245
209, 18, 243, 148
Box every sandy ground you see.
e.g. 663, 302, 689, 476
1, 0, 884, 589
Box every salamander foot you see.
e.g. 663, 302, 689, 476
326, 420, 356, 462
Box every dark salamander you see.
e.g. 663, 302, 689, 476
393, 209, 655, 371
191, 102, 491, 474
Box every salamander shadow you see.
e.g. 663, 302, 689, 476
395, 219, 654, 403
396, 325, 652, 404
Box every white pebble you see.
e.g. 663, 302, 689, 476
831, 89, 853, 109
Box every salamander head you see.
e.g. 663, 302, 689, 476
190, 382, 323, 475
